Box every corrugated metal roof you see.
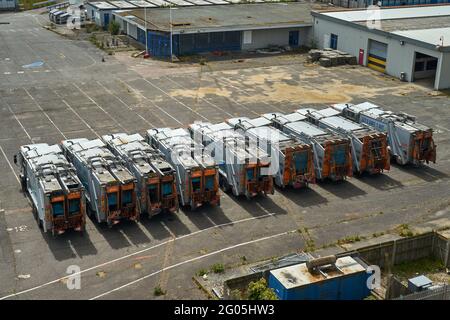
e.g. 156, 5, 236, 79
270, 256, 366, 289
392, 27, 450, 46
116, 2, 314, 33
88, 1, 118, 9
111, 1, 137, 8
127, 0, 157, 7
321, 5, 450, 22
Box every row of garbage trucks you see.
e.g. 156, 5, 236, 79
15, 102, 436, 235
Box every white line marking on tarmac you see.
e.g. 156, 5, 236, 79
436, 125, 450, 132
17, 71, 24, 74
0, 144, 20, 184
119, 79, 183, 126
4, 101, 33, 142
4, 72, 11, 75
142, 78, 209, 121
164, 76, 234, 118
96, 81, 155, 128
0, 211, 279, 300
60, 99, 101, 139
24, 88, 67, 139
90, 229, 296, 300
72, 83, 129, 133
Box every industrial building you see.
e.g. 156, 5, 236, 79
0, 0, 18, 11
319, 0, 450, 9
86, 1, 140, 28
113, 2, 314, 56
312, 5, 450, 90
269, 255, 371, 300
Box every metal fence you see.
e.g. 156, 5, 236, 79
395, 284, 450, 300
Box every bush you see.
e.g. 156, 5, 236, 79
247, 278, 278, 300
108, 21, 120, 36
210, 263, 225, 274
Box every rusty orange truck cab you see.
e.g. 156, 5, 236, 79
297, 107, 390, 175
102, 133, 179, 217
331, 102, 436, 166
189, 121, 274, 199
17, 143, 87, 235
232, 116, 316, 189
147, 128, 221, 210
61, 138, 138, 226
265, 113, 352, 182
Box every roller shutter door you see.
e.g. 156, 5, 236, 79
368, 40, 387, 73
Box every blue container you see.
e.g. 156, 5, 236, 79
269, 256, 371, 300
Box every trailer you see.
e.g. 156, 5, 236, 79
263, 113, 353, 181
331, 102, 436, 165
226, 116, 315, 188
15, 144, 86, 235
147, 128, 220, 209
189, 121, 274, 198
102, 133, 178, 217
297, 107, 390, 175
61, 138, 138, 225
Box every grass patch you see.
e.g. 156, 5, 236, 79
153, 286, 166, 296
210, 263, 225, 274
197, 269, 208, 277
438, 89, 450, 97
397, 224, 414, 237
372, 232, 385, 238
337, 235, 366, 245
20, 0, 56, 10
392, 257, 445, 279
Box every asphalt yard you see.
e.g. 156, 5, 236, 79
0, 11, 449, 300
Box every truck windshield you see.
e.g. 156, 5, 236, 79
246, 168, 255, 181
333, 145, 347, 166
68, 199, 80, 215
148, 184, 159, 203
122, 190, 132, 206
107, 192, 118, 211
162, 182, 172, 197
52, 201, 64, 217
204, 175, 214, 191
192, 177, 201, 192
294, 151, 308, 174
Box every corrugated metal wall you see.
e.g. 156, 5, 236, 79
146, 31, 242, 57
0, 0, 18, 10
176, 31, 241, 56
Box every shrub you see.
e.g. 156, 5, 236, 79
247, 278, 278, 300
210, 263, 225, 274
108, 21, 120, 36
154, 286, 165, 296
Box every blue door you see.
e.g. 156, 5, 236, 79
104, 13, 110, 27
289, 31, 299, 47
330, 33, 338, 50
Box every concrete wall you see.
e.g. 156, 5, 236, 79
313, 16, 449, 90
241, 27, 312, 51
436, 52, 450, 90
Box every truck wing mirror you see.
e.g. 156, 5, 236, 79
13, 154, 17, 165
